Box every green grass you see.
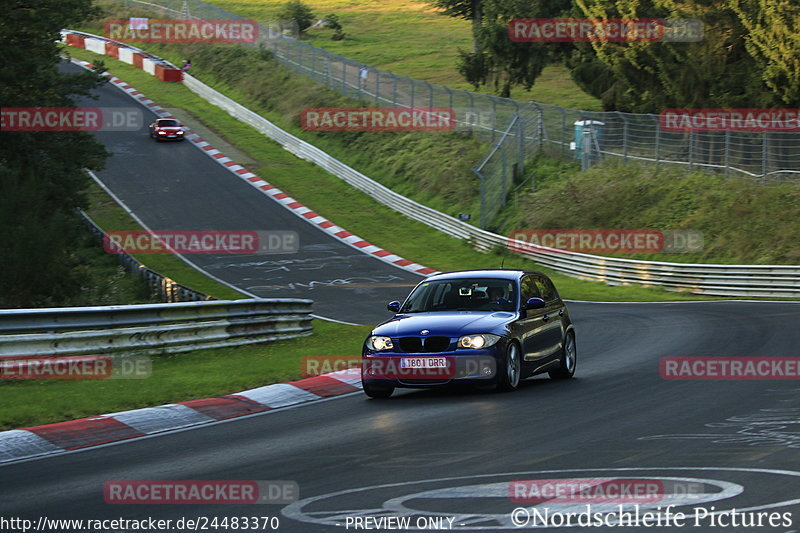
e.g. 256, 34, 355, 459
65, 45, 714, 302
0, 320, 370, 430
2, 41, 782, 430
497, 156, 800, 266
86, 184, 245, 300
181, 0, 603, 109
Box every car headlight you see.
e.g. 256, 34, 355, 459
458, 334, 501, 349
366, 336, 394, 351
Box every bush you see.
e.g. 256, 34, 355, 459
323, 14, 345, 40
277, 0, 315, 34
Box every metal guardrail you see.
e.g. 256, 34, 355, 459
179, 72, 800, 298
62, 29, 800, 298
113, 0, 800, 230
0, 299, 313, 357
80, 210, 212, 303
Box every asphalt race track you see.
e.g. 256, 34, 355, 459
5, 301, 800, 532
59, 60, 423, 325
14, 62, 798, 533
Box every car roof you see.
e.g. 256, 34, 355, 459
423, 269, 548, 282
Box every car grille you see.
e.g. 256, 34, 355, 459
398, 336, 451, 353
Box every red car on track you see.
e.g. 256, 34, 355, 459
149, 118, 185, 141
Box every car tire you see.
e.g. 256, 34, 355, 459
363, 382, 394, 399
496, 341, 521, 392
549, 330, 576, 379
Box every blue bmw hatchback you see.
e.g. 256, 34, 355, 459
361, 269, 576, 398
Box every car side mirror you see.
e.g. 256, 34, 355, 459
387, 301, 401, 313
523, 297, 546, 310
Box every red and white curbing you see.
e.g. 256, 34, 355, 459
0, 370, 361, 463
189, 135, 437, 276
71, 57, 438, 277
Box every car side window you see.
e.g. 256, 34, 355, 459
534, 276, 556, 302
520, 276, 541, 303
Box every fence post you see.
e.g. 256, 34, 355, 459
620, 112, 629, 162
724, 130, 730, 177
446, 86, 453, 116
474, 167, 486, 229
501, 146, 508, 207
298, 42, 304, 74
310, 45, 316, 82
410, 79, 415, 109
560, 106, 567, 160
427, 81, 434, 109
532, 102, 544, 150
517, 115, 525, 175
342, 59, 347, 95
490, 97, 497, 144
688, 131, 694, 172
654, 114, 661, 173
762, 132, 768, 181
375, 69, 381, 105
392, 73, 398, 106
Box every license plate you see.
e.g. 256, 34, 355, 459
400, 357, 448, 369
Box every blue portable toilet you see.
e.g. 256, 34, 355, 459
571, 119, 605, 160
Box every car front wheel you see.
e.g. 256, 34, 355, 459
496, 342, 521, 392
549, 330, 576, 379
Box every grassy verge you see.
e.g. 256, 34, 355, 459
65, 45, 714, 302
98, 0, 603, 109
498, 155, 800, 265
2, 43, 786, 429
0, 320, 370, 430
86, 183, 245, 300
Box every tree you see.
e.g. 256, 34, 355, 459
452, 0, 569, 97
0, 0, 109, 307
323, 14, 346, 41
566, 0, 798, 112
728, 0, 800, 106
277, 0, 315, 35
429, 0, 484, 52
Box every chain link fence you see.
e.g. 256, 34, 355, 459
116, 0, 800, 229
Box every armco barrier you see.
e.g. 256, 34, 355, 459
80, 210, 212, 303
60, 29, 182, 82
63, 30, 800, 298
0, 299, 313, 358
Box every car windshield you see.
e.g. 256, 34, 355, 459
400, 278, 516, 313
158, 119, 179, 127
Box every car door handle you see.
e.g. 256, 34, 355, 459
542, 314, 550, 321
558, 310, 564, 317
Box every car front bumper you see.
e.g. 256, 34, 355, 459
361, 348, 503, 388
